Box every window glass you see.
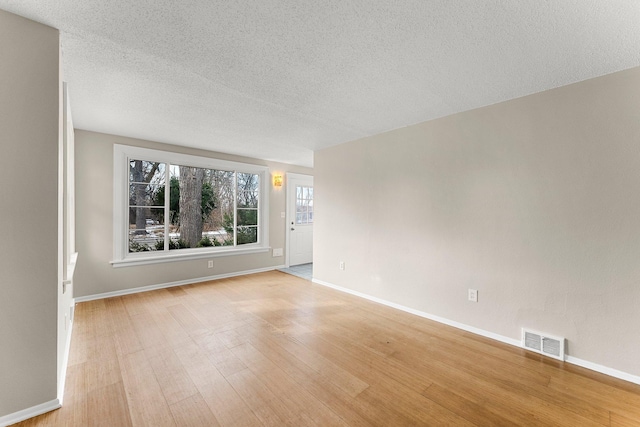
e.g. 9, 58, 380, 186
162, 164, 233, 250
236, 172, 259, 245
118, 147, 265, 259
128, 160, 166, 252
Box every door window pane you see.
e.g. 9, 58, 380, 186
295, 185, 313, 225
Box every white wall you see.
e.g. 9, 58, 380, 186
0, 9, 59, 418
74, 130, 312, 298
314, 66, 640, 378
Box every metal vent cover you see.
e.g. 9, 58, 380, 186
522, 329, 565, 361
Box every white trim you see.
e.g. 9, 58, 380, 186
76, 265, 285, 302
114, 144, 270, 176
113, 144, 270, 265
311, 278, 520, 346
565, 356, 640, 385
58, 252, 77, 403
111, 246, 269, 268
65, 252, 78, 283
285, 173, 314, 268
58, 309, 74, 404
0, 399, 61, 427
286, 172, 314, 181
113, 145, 128, 262
311, 278, 640, 386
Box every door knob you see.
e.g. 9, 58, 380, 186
291, 228, 295, 231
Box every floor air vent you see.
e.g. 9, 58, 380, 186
522, 329, 565, 361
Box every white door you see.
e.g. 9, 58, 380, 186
58, 83, 76, 400
287, 173, 314, 266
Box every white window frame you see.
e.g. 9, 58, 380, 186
111, 144, 270, 267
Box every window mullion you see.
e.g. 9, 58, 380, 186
233, 171, 238, 247
114, 144, 269, 263
256, 174, 260, 244
164, 164, 170, 252
124, 156, 132, 258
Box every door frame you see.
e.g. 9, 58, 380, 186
285, 172, 314, 268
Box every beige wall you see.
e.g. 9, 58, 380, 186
314, 66, 640, 377
74, 130, 312, 298
0, 10, 59, 418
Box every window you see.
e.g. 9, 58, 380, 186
295, 185, 313, 224
113, 145, 269, 266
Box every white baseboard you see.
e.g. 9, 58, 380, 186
0, 399, 60, 427
75, 265, 285, 303
565, 355, 640, 385
312, 278, 640, 386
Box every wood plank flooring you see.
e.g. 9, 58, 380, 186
14, 271, 640, 426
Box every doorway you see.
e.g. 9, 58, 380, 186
286, 173, 314, 268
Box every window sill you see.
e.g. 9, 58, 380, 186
111, 246, 270, 268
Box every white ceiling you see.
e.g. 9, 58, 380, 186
2, 1, 639, 167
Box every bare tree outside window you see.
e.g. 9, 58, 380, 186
178, 165, 204, 247
128, 160, 165, 251
127, 159, 258, 252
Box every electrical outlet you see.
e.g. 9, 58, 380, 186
207, 260, 214, 269
468, 289, 478, 302
273, 248, 283, 257
339, 261, 345, 270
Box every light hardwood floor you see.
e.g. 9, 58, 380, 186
15, 271, 640, 426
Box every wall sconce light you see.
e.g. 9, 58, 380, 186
273, 174, 283, 187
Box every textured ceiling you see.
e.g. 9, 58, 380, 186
1, 1, 639, 167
